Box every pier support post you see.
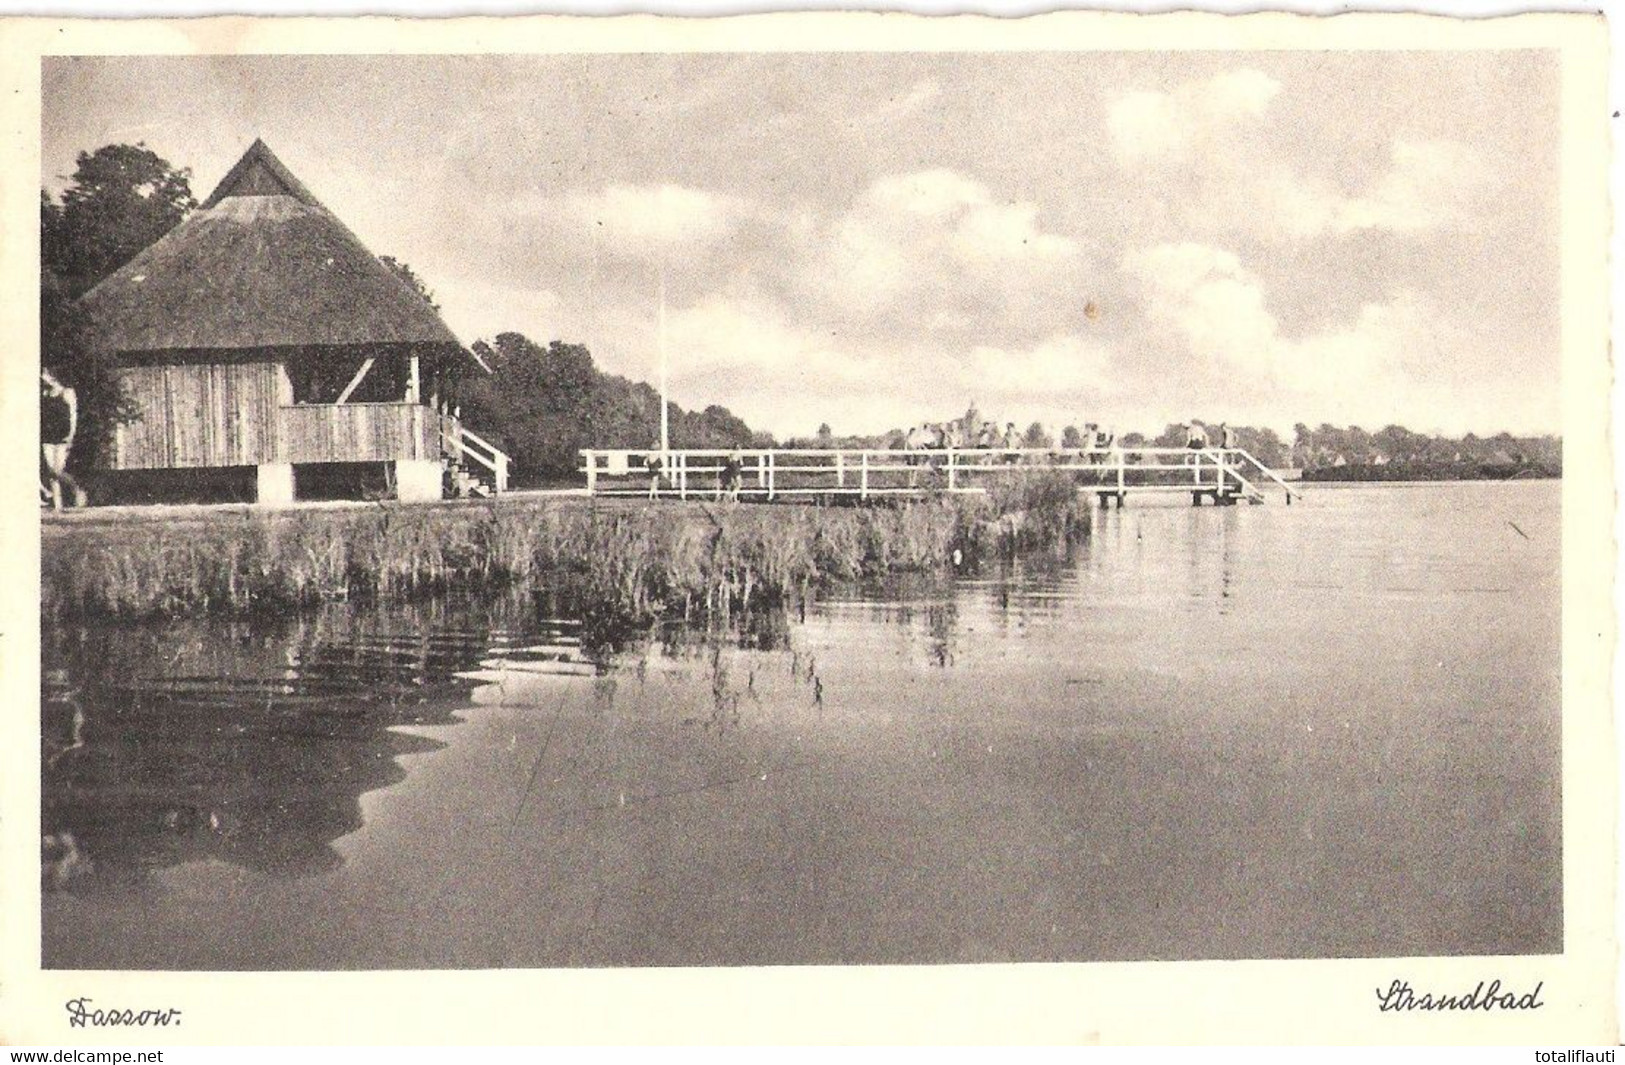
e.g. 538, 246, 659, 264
395, 459, 443, 502
256, 463, 294, 505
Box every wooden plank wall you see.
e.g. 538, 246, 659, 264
108, 360, 443, 470
277, 403, 432, 464
109, 362, 287, 469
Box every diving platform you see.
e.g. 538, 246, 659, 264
579, 446, 1303, 506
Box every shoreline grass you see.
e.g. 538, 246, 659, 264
43, 472, 1091, 624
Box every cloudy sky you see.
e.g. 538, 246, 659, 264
43, 51, 1558, 439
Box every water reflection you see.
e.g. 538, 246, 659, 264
41, 565, 1068, 893
41, 595, 597, 891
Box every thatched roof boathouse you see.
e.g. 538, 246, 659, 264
80, 139, 504, 505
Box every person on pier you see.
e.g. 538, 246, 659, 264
1088, 424, 1117, 481
1184, 421, 1210, 482
1214, 423, 1239, 494
1001, 421, 1021, 462
1081, 422, 1102, 461
646, 450, 666, 500
719, 449, 743, 502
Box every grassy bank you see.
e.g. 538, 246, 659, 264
43, 473, 1090, 623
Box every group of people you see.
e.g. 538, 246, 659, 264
646, 449, 745, 501
902, 420, 1123, 455
636, 420, 1243, 500
904, 420, 1021, 452
1184, 421, 1238, 450
1184, 421, 1240, 480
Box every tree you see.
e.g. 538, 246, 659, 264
1060, 424, 1084, 449
40, 266, 136, 473
40, 145, 194, 473
1375, 424, 1420, 464
1291, 422, 1314, 467
381, 256, 440, 311
461, 335, 599, 475
43, 143, 196, 297
459, 332, 763, 482
1246, 426, 1288, 467
1021, 421, 1052, 449
1152, 423, 1186, 448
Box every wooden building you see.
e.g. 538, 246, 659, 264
79, 139, 507, 505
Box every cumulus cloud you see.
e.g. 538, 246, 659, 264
635, 290, 1121, 435
1125, 241, 1420, 401
1108, 69, 1281, 165
965, 334, 1118, 398
666, 295, 854, 381
433, 275, 563, 346
1106, 70, 1496, 242
496, 182, 749, 261
857, 169, 1078, 260
1333, 139, 1490, 233
814, 169, 1086, 328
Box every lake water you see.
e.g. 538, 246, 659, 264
41, 481, 1562, 968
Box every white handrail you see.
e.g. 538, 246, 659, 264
576, 444, 1299, 505
1215, 458, 1266, 502
442, 431, 498, 474
457, 424, 505, 460
581, 445, 1262, 460
1234, 448, 1303, 500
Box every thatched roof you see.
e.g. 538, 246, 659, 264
80, 139, 461, 354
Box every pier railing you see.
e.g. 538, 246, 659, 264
579, 446, 1302, 505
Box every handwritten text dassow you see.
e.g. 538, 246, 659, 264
64, 998, 182, 1028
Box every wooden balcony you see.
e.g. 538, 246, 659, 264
106, 362, 464, 471
278, 402, 457, 465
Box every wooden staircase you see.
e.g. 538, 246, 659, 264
441, 423, 510, 498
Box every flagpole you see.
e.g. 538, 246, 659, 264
658, 263, 670, 460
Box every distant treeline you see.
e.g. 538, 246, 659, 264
460, 345, 1564, 483
778, 413, 1561, 482
1278, 423, 1561, 481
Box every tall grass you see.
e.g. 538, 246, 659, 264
43, 473, 1089, 624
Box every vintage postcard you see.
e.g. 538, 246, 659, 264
0, 10, 1614, 1045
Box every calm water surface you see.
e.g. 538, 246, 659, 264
42, 481, 1561, 968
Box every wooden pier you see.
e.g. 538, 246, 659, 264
580, 446, 1303, 506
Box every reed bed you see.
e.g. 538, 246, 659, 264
43, 472, 1090, 623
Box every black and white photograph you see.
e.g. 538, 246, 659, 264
3, 9, 1615, 1046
